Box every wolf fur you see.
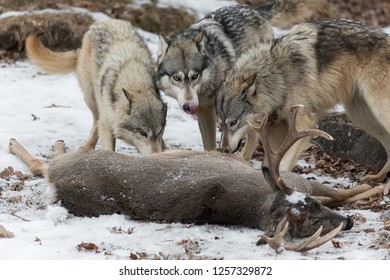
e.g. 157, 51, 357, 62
216, 19, 390, 182
26, 19, 167, 155
156, 0, 327, 151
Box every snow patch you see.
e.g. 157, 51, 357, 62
286, 191, 307, 204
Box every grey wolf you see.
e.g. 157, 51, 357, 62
156, 0, 326, 151
216, 19, 390, 182
26, 19, 167, 155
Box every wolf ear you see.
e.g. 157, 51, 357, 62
121, 88, 132, 114
193, 30, 206, 54
158, 34, 170, 64
241, 74, 257, 100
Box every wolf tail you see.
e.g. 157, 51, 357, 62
25, 35, 78, 74
257, 0, 328, 28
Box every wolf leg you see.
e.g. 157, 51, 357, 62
241, 129, 259, 161
345, 91, 390, 182
197, 105, 217, 151
83, 120, 99, 150
98, 121, 116, 151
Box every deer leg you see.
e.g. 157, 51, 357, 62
308, 179, 384, 207
52, 140, 66, 158
197, 104, 217, 151
9, 138, 45, 176
339, 185, 384, 205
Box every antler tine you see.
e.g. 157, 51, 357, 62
261, 218, 344, 253
279, 105, 333, 158
249, 104, 333, 195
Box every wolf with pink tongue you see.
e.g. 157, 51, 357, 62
156, 0, 326, 152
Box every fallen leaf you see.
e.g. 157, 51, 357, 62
331, 239, 343, 248
130, 252, 138, 260
0, 166, 14, 178
384, 219, 390, 231
176, 239, 188, 246
363, 228, 375, 233
351, 213, 367, 223
7, 195, 22, 203
31, 114, 40, 121
76, 242, 99, 252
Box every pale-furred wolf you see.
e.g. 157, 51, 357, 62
216, 19, 390, 182
26, 19, 167, 155
157, 0, 326, 152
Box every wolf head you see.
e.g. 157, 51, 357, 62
115, 89, 167, 155
157, 29, 212, 115
216, 73, 263, 154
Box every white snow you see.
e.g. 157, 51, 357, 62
0, 0, 389, 264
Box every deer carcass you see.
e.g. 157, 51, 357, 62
8, 106, 382, 252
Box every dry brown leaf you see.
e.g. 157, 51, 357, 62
351, 213, 367, 223
109, 226, 134, 234
331, 239, 343, 248
384, 219, 390, 231
76, 242, 99, 252
176, 239, 188, 246
7, 195, 22, 203
0, 166, 14, 178
130, 252, 138, 260
363, 228, 376, 233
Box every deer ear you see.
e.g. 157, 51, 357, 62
158, 34, 170, 64
241, 74, 257, 100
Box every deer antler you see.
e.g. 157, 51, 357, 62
249, 104, 333, 195
260, 211, 343, 252
249, 105, 342, 252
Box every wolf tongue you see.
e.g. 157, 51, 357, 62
189, 103, 198, 114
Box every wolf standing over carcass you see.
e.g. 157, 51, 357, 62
216, 19, 390, 182
26, 19, 167, 155
156, 0, 326, 154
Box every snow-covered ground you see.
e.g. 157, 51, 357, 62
0, 0, 389, 263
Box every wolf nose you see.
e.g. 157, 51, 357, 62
183, 103, 198, 115
218, 147, 230, 154
345, 216, 354, 230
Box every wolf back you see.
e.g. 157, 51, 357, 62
26, 19, 167, 155
156, 0, 327, 152
216, 19, 390, 182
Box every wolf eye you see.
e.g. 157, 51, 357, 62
230, 119, 238, 127
172, 75, 181, 82
192, 73, 199, 80
139, 131, 147, 138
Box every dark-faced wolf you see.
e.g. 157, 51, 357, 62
156, 0, 326, 151
216, 19, 390, 182
26, 19, 167, 155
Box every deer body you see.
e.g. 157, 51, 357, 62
46, 149, 351, 238
10, 107, 382, 251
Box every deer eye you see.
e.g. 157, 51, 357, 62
172, 75, 181, 82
